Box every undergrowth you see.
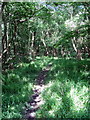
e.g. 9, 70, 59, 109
2, 56, 90, 118
2, 57, 49, 118
36, 57, 90, 118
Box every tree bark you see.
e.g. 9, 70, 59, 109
30, 32, 36, 58
2, 7, 8, 69
41, 31, 49, 56
71, 38, 77, 53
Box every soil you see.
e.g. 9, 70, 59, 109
23, 64, 52, 119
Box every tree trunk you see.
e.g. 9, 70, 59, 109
72, 37, 82, 60
71, 38, 77, 53
13, 21, 17, 56
77, 49, 82, 60
41, 31, 49, 56
30, 32, 36, 58
2, 10, 8, 69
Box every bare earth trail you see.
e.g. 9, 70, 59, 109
23, 64, 52, 119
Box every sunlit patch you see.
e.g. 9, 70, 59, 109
45, 81, 53, 88
54, 57, 58, 60
55, 73, 58, 76
68, 85, 89, 112
31, 61, 34, 64
20, 63, 23, 66
22, 77, 27, 82
51, 92, 62, 105
36, 56, 40, 59
71, 94, 84, 111
81, 85, 89, 94
61, 71, 64, 74
49, 110, 54, 115
65, 20, 77, 30
35, 65, 37, 68
22, 94, 25, 97
10, 107, 15, 110
28, 83, 32, 91
82, 71, 89, 76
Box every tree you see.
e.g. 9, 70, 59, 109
2, 2, 90, 71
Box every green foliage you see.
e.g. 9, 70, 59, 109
2, 57, 49, 118
36, 57, 90, 118
2, 2, 90, 64
2, 1, 90, 119
2, 57, 90, 118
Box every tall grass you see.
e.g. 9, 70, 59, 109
36, 57, 90, 118
2, 57, 90, 118
2, 57, 48, 118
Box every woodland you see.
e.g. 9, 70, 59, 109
1, 2, 90, 119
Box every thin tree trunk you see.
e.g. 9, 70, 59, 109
30, 32, 36, 58
41, 31, 48, 56
71, 38, 77, 53
72, 38, 82, 60
28, 21, 31, 56
61, 47, 65, 57
13, 21, 17, 56
2, 9, 8, 69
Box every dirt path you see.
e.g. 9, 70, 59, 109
23, 64, 52, 119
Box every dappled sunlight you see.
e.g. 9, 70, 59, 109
33, 81, 53, 94
3, 57, 90, 118
22, 77, 28, 82
16, 62, 29, 68
22, 94, 25, 97
2, 61, 42, 118
68, 85, 89, 112
2, 1, 90, 119
39, 79, 89, 118
65, 20, 77, 30
70, 87, 85, 111
45, 81, 53, 88
65, 12, 85, 31
28, 83, 33, 91
81, 85, 89, 95
36, 58, 89, 118
81, 71, 90, 77
49, 110, 55, 117
53, 57, 58, 60
10, 106, 15, 110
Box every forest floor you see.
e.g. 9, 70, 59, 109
24, 63, 52, 119
2, 56, 90, 119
